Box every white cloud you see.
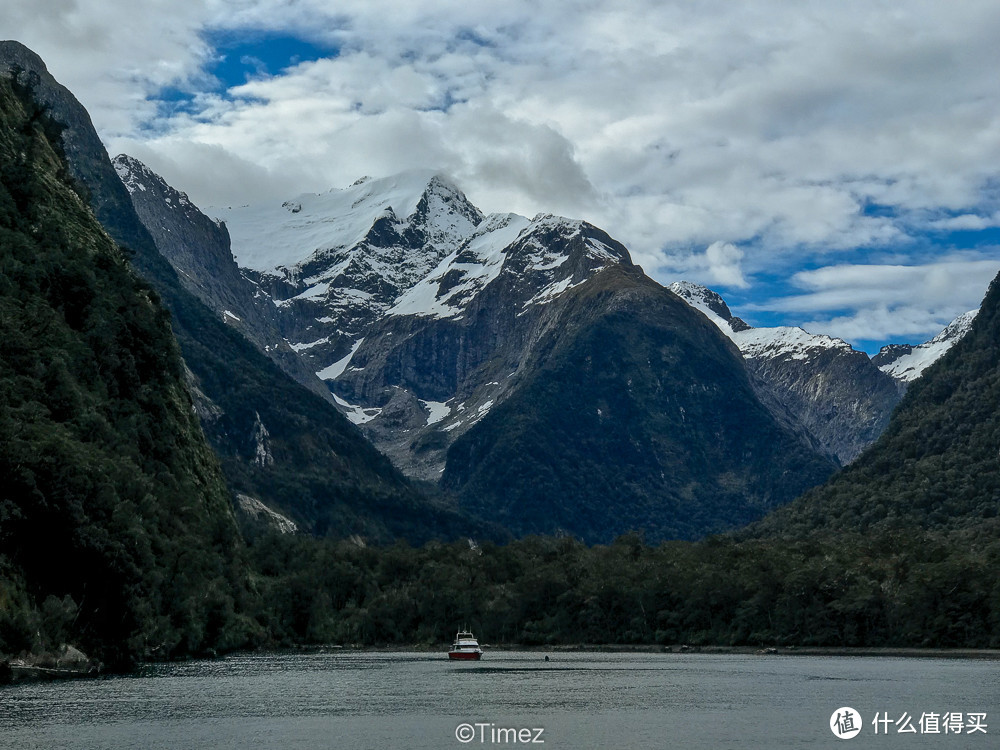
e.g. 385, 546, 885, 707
4, 0, 215, 134
803, 306, 967, 345
786, 259, 999, 310
660, 241, 749, 290
8, 0, 1000, 345
930, 212, 1000, 232
757, 257, 1000, 342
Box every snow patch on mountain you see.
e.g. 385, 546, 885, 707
388, 213, 531, 319
317, 338, 364, 380
524, 276, 585, 308
333, 394, 382, 425
290, 336, 329, 352
115, 154, 192, 206
668, 281, 735, 335
876, 310, 977, 382
420, 400, 452, 426
669, 281, 853, 360
735, 326, 854, 360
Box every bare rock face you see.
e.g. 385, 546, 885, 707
669, 281, 904, 465
113, 154, 333, 404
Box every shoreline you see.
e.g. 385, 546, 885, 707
285, 642, 1000, 660
6, 643, 998, 685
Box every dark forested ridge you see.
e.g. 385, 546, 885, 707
247, 526, 1000, 649
0, 73, 258, 668
444, 266, 836, 542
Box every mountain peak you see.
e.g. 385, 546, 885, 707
113, 153, 197, 211
0, 40, 49, 78
874, 309, 978, 382
213, 169, 482, 274
114, 153, 159, 191
668, 281, 737, 325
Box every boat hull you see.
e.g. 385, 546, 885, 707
448, 651, 482, 660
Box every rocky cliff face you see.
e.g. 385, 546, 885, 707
112, 154, 332, 403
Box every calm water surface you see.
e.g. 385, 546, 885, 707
0, 651, 996, 749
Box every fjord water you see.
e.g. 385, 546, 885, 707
1, 651, 995, 749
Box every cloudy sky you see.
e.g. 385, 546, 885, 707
8, 0, 1000, 351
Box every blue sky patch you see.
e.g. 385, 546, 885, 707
205, 32, 337, 90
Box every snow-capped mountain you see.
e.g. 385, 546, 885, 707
669, 281, 857, 361
205, 171, 632, 479
212, 172, 627, 385
115, 162, 842, 541
873, 310, 978, 382
669, 281, 903, 465
329, 208, 634, 479
212, 171, 485, 371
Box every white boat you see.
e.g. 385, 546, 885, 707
448, 631, 484, 660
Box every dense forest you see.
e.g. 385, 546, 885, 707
0, 72, 259, 669
245, 524, 1000, 649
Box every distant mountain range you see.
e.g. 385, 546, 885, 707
113, 157, 844, 540
750, 266, 1000, 538
668, 282, 976, 464
112, 137, 984, 541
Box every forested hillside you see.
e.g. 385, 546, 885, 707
751, 270, 1000, 538
0, 72, 258, 668
444, 266, 835, 541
